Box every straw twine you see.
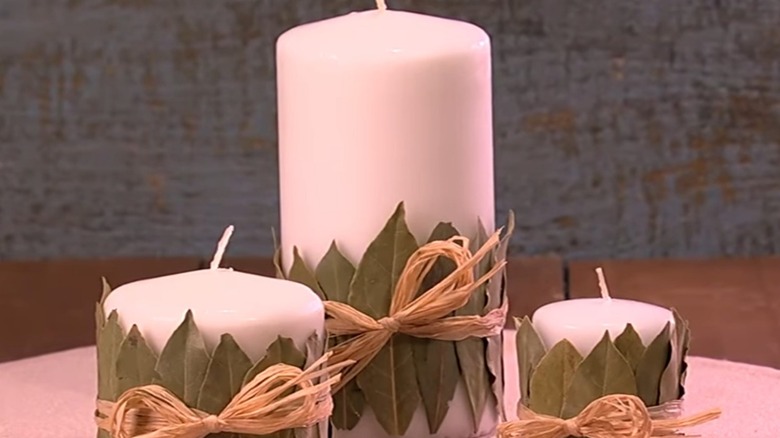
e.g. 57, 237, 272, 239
497, 394, 721, 438
95, 353, 351, 438
325, 232, 508, 392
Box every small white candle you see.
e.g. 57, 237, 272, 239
276, 4, 495, 270
103, 226, 325, 361
532, 268, 675, 355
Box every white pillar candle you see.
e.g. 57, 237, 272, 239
103, 226, 325, 361
276, 3, 496, 437
532, 268, 675, 355
276, 3, 495, 270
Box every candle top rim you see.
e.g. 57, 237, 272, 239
532, 298, 673, 322
103, 269, 324, 325
277, 9, 489, 61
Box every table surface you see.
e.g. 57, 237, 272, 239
1, 331, 778, 438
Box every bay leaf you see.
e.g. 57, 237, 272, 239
100, 277, 112, 303
636, 323, 671, 406
299, 331, 328, 438
561, 332, 637, 419
455, 221, 490, 430
424, 222, 460, 273
288, 247, 324, 300
273, 248, 285, 280
272, 228, 285, 279
243, 336, 306, 386
302, 331, 325, 369
413, 339, 459, 433
345, 203, 419, 434
487, 212, 514, 311
315, 241, 365, 433
412, 222, 460, 433
515, 317, 547, 406
347, 202, 418, 319
95, 303, 105, 343
95, 278, 112, 337
680, 318, 691, 393
241, 337, 305, 438
154, 310, 210, 407
315, 243, 365, 430
455, 339, 489, 431
659, 310, 689, 403
331, 378, 366, 431
614, 324, 645, 372
298, 331, 330, 438
97, 310, 123, 401
315, 242, 355, 303
485, 212, 514, 420
198, 334, 253, 415
115, 325, 158, 396
528, 340, 583, 417
356, 335, 420, 435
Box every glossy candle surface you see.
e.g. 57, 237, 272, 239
532, 298, 675, 355
277, 9, 495, 270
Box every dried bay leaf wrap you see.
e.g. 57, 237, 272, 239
95, 287, 326, 438
515, 315, 691, 420
281, 202, 513, 436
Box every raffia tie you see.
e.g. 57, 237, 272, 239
94, 353, 351, 438
496, 394, 722, 438
326, 232, 507, 392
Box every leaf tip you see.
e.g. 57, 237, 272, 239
127, 324, 142, 337
182, 309, 196, 327
107, 309, 119, 323
100, 277, 112, 303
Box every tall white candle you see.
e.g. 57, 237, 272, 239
103, 226, 325, 361
532, 268, 675, 355
276, 5, 495, 270
276, 4, 496, 438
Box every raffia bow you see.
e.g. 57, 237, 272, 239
95, 353, 351, 438
497, 394, 721, 438
326, 232, 507, 391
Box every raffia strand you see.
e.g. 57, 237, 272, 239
95, 352, 352, 438
325, 232, 508, 392
497, 394, 721, 438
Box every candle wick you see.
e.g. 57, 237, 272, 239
375, 0, 387, 11
596, 267, 612, 300
210, 225, 235, 270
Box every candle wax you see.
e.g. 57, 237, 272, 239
103, 269, 324, 361
532, 298, 675, 355
277, 9, 495, 270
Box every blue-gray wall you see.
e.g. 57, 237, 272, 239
1, 0, 779, 260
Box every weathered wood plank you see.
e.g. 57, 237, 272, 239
0, 257, 201, 362
505, 256, 565, 325
569, 258, 780, 368
0, 255, 562, 361
1, 0, 779, 260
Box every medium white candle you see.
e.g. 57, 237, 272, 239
276, 3, 496, 437
276, 4, 495, 271
532, 268, 675, 355
103, 226, 325, 361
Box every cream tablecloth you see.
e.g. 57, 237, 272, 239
1, 332, 778, 437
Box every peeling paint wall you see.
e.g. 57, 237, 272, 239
0, 0, 778, 260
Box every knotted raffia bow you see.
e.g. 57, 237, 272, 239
326, 232, 507, 391
95, 353, 351, 438
497, 394, 721, 438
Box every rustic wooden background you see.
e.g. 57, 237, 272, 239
1, 2, 780, 366
5, 255, 780, 369
1, 0, 779, 261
